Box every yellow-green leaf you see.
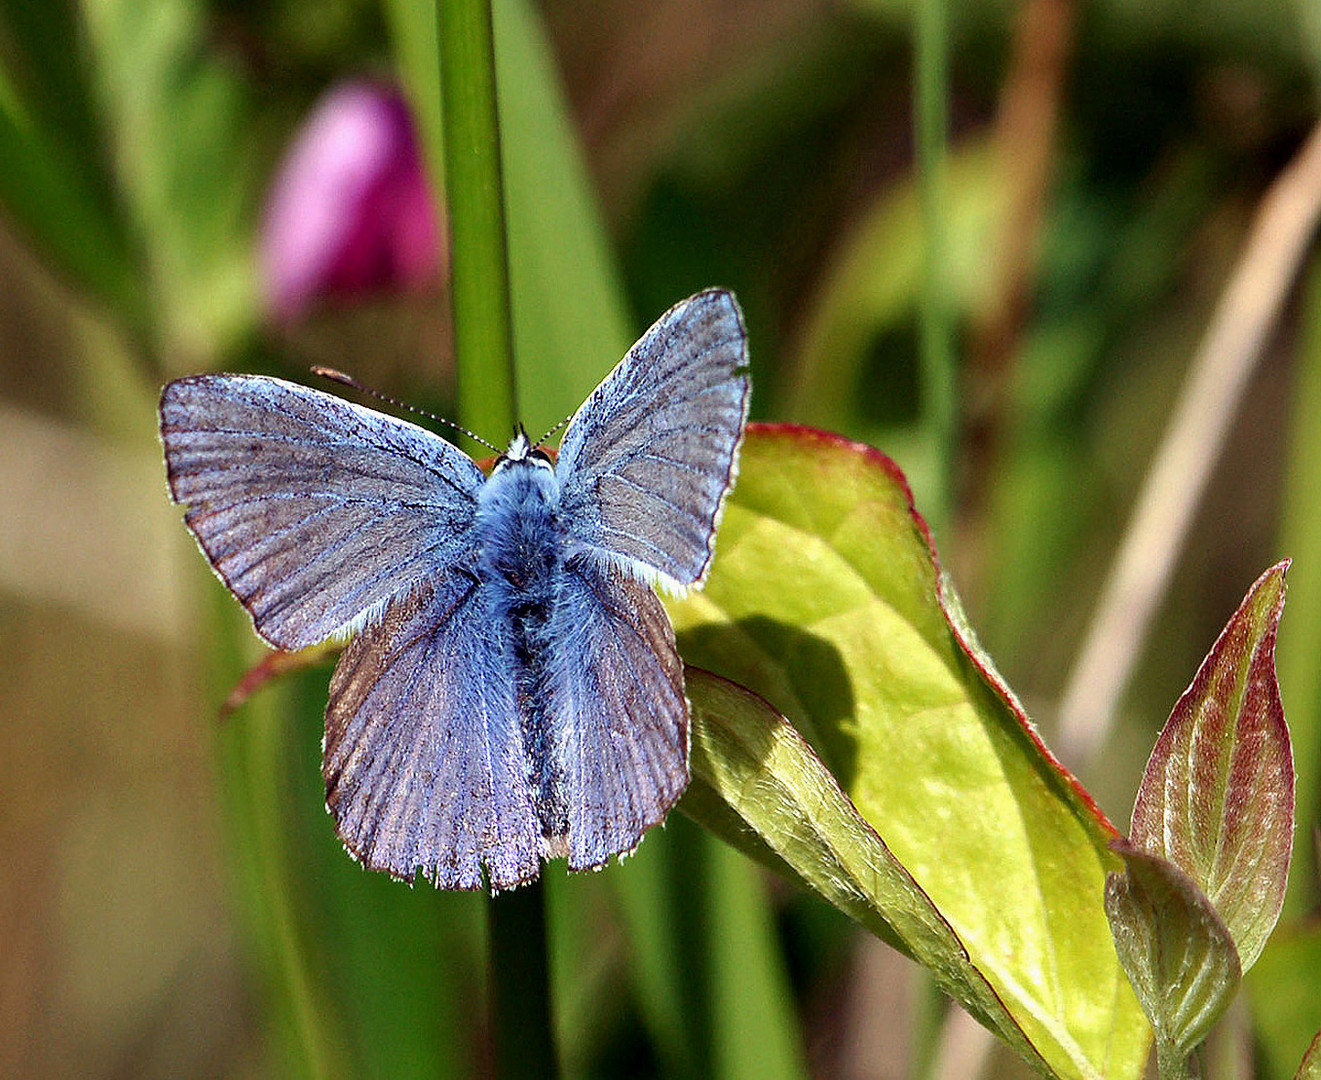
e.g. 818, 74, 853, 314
672, 424, 1151, 1080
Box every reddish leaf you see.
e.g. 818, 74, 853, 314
221, 643, 338, 717
1129, 562, 1295, 972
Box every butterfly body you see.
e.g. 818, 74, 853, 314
475, 438, 572, 849
161, 288, 750, 890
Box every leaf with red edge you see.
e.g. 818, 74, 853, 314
1296, 1030, 1321, 1080
671, 424, 1151, 1080
1129, 562, 1295, 972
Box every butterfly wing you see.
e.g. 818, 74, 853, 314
555, 288, 750, 589
324, 570, 542, 890
543, 557, 689, 870
160, 374, 484, 650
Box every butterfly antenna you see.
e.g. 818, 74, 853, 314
312, 366, 501, 453
533, 411, 573, 449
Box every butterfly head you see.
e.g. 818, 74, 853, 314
493, 424, 554, 475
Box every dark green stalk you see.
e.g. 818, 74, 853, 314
437, 1, 555, 1076
439, 0, 517, 448
489, 883, 556, 1080
914, 0, 956, 532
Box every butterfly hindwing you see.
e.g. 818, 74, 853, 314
323, 569, 543, 890
555, 288, 750, 588
160, 374, 484, 650
542, 557, 689, 870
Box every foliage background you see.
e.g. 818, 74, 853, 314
1, 0, 1318, 1077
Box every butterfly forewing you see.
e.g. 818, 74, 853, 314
324, 571, 543, 890
556, 288, 750, 588
543, 559, 689, 869
160, 374, 484, 649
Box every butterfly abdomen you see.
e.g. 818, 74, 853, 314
475, 459, 570, 846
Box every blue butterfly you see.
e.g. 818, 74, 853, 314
159, 288, 750, 890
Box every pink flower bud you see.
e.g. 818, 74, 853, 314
260, 81, 443, 321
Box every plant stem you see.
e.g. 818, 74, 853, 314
914, 0, 956, 534
437, 0, 555, 1076
1155, 1036, 1200, 1080
489, 882, 556, 1080
209, 595, 339, 1080
439, 0, 517, 449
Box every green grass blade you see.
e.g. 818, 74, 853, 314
913, 0, 955, 529
1276, 256, 1321, 917
0, 64, 144, 328
79, 0, 257, 368
204, 590, 346, 1080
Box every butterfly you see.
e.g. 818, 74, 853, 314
159, 288, 750, 890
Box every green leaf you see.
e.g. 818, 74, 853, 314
492, 0, 634, 435
80, 0, 257, 366
380, 0, 446, 201
602, 814, 809, 1080
0, 8, 145, 326
481, 4, 795, 1076
1275, 257, 1321, 917
1128, 562, 1294, 973
1104, 841, 1241, 1063
204, 593, 348, 1080
671, 424, 1152, 1080
702, 837, 808, 1080
682, 669, 1048, 1067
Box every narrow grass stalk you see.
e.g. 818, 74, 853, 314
914, 0, 956, 534
208, 595, 340, 1080
437, 0, 555, 1076
912, 5, 959, 1077
489, 882, 556, 1080
439, 0, 517, 447
1274, 253, 1321, 915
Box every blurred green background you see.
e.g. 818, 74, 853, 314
2, 0, 1319, 1077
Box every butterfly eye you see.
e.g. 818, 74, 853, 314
490, 447, 550, 475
